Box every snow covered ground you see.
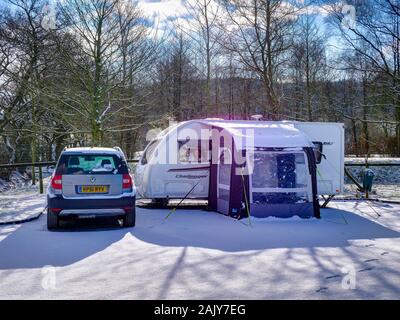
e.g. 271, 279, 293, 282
0, 177, 47, 224
0, 171, 31, 192
0, 200, 399, 299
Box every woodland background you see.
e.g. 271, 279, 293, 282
1, 0, 400, 164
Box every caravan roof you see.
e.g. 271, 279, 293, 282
154, 119, 315, 150
194, 119, 314, 149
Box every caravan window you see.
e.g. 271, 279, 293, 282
141, 140, 159, 165
251, 152, 311, 204
252, 153, 307, 188
178, 140, 210, 163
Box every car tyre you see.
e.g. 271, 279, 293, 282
124, 208, 136, 227
47, 208, 59, 231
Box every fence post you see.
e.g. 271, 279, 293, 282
39, 165, 43, 194
365, 157, 369, 199
32, 163, 36, 185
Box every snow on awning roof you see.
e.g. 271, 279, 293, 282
196, 119, 314, 149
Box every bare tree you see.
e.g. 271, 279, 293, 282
177, 0, 221, 115
57, 0, 156, 145
219, 0, 299, 119
290, 8, 326, 121
0, 0, 59, 171
329, 0, 400, 154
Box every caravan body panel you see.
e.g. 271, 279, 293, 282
135, 120, 344, 200
293, 122, 344, 195
135, 121, 210, 199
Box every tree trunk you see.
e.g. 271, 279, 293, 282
351, 120, 359, 156
396, 98, 400, 156
92, 16, 104, 146
362, 78, 370, 155
203, 0, 212, 116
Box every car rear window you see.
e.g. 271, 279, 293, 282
55, 154, 129, 175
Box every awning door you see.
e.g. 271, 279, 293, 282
217, 147, 232, 215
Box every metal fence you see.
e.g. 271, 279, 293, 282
1, 158, 399, 197
0, 160, 139, 194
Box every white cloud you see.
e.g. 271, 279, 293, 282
138, 0, 188, 22
137, 0, 333, 34
305, 4, 334, 17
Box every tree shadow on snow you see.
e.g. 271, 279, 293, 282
130, 207, 400, 252
0, 206, 399, 271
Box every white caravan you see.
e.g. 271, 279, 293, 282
135, 119, 344, 203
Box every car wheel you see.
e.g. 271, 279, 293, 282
47, 208, 59, 231
124, 208, 136, 227
152, 198, 169, 207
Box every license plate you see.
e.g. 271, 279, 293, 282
78, 185, 108, 194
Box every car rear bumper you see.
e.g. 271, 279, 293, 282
47, 195, 135, 216
58, 208, 126, 216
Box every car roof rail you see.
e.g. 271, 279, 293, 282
113, 146, 127, 158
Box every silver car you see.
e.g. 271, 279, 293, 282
47, 147, 135, 230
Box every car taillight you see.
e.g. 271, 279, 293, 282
51, 174, 62, 190
122, 173, 133, 192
